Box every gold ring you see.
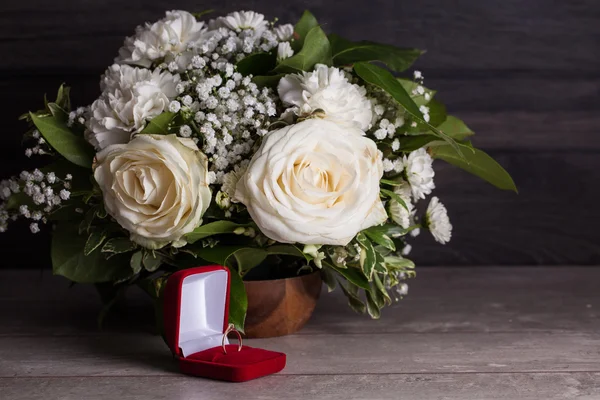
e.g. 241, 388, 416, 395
222, 323, 243, 354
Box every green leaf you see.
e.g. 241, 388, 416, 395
140, 112, 176, 134
142, 251, 162, 272
437, 115, 475, 141
236, 52, 277, 76
102, 237, 137, 255
323, 261, 370, 290
292, 10, 319, 52
373, 273, 392, 306
130, 251, 143, 274
227, 267, 247, 332
192, 9, 214, 19
396, 134, 439, 152
189, 245, 246, 266
231, 248, 268, 274
426, 99, 447, 127
273, 26, 331, 74
338, 280, 366, 314
79, 205, 98, 234
355, 232, 376, 280
252, 74, 285, 88
29, 113, 94, 168
430, 144, 517, 192
185, 221, 250, 243
380, 188, 408, 212
330, 34, 423, 72
384, 256, 416, 270
397, 78, 436, 106
84, 230, 107, 256
320, 268, 337, 292
353, 62, 463, 157
52, 223, 132, 283
363, 227, 396, 251
365, 290, 381, 319
266, 244, 310, 262
367, 223, 416, 239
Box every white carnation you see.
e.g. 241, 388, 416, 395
115, 10, 211, 71
86, 64, 179, 150
218, 11, 268, 34
425, 196, 452, 244
388, 181, 414, 229
277, 42, 294, 61
274, 24, 294, 41
403, 148, 435, 200
277, 64, 373, 131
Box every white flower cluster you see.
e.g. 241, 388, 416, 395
172, 60, 278, 187
0, 170, 72, 233
24, 130, 51, 158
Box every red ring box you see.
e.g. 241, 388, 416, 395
163, 266, 287, 382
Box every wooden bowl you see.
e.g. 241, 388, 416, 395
243, 271, 322, 338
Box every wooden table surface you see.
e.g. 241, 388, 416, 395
1, 267, 599, 399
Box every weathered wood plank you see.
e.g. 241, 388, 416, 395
2, 373, 600, 400
1, 331, 600, 377
0, 0, 598, 72
1, 268, 599, 336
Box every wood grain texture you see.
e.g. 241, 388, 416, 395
2, 374, 600, 400
1, 268, 600, 399
1, 0, 598, 72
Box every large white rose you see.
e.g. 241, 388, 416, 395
115, 10, 212, 71
94, 134, 211, 249
86, 64, 179, 150
234, 119, 387, 245
277, 64, 373, 131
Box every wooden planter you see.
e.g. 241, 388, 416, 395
243, 271, 322, 338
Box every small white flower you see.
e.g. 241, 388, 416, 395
413, 70, 423, 80
65, 174, 73, 181
59, 189, 71, 201
425, 196, 452, 244
46, 172, 56, 184
401, 244, 412, 256
392, 139, 400, 151
179, 125, 192, 138
30, 223, 40, 234
24, 149, 33, 157
169, 100, 182, 113
276, 42, 294, 61
274, 24, 294, 41
278, 64, 373, 131
403, 148, 435, 200
396, 282, 409, 296
388, 181, 414, 229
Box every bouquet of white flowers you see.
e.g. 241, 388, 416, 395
0, 10, 516, 330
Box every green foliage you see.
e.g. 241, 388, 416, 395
380, 188, 408, 211
330, 34, 423, 72
430, 144, 518, 192
185, 220, 251, 243
355, 232, 377, 280
84, 230, 107, 256
338, 279, 367, 314
52, 223, 132, 283
362, 226, 396, 251
353, 62, 463, 157
292, 10, 319, 52
142, 251, 163, 272
252, 74, 285, 88
273, 26, 332, 74
323, 261, 370, 290
437, 115, 475, 141
227, 267, 248, 332
140, 112, 177, 134
102, 237, 138, 256
29, 113, 95, 168
236, 52, 277, 76
397, 78, 436, 106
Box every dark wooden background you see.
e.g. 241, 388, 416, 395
1, 0, 598, 267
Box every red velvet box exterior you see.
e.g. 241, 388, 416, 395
163, 266, 286, 382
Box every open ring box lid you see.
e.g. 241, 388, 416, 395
163, 266, 286, 382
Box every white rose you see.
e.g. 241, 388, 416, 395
86, 64, 179, 150
94, 134, 211, 249
234, 119, 387, 246
403, 148, 435, 200
277, 64, 373, 131
115, 10, 212, 71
